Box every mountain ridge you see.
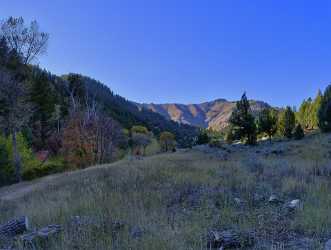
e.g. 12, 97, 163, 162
136, 98, 270, 130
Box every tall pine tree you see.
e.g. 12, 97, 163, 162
278, 106, 296, 138
318, 85, 331, 132
229, 93, 257, 145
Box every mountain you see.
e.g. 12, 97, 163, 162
137, 99, 270, 130
62, 74, 199, 147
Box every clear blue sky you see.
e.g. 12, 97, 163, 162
1, 1, 331, 107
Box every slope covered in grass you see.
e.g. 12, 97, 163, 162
0, 134, 331, 249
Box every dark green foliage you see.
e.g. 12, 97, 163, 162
298, 98, 312, 129
0, 138, 14, 186
225, 127, 234, 144
318, 85, 331, 132
29, 69, 57, 149
293, 124, 305, 140
257, 108, 278, 141
278, 106, 296, 138
229, 93, 257, 145
298, 91, 322, 130
312, 90, 323, 129
64, 74, 87, 104
197, 129, 210, 145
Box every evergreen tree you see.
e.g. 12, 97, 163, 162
30, 69, 57, 149
257, 108, 278, 142
298, 98, 313, 129
318, 85, 331, 132
197, 129, 210, 145
278, 106, 296, 138
293, 124, 305, 140
229, 93, 257, 145
312, 90, 323, 129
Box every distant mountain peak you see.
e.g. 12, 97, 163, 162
136, 98, 270, 130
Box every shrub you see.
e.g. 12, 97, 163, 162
22, 158, 66, 181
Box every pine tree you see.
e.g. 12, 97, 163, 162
278, 106, 296, 138
318, 85, 331, 132
257, 108, 278, 142
293, 124, 305, 140
197, 129, 210, 145
30, 70, 57, 149
229, 93, 257, 145
312, 90, 323, 129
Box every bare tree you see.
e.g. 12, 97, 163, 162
0, 17, 49, 64
62, 100, 127, 168
0, 70, 31, 181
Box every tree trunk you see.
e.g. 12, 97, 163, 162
0, 216, 29, 238
12, 131, 22, 182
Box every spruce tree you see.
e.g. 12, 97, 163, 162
229, 93, 257, 145
278, 106, 295, 139
312, 90, 323, 129
197, 129, 210, 145
318, 85, 331, 132
30, 69, 57, 149
293, 124, 305, 140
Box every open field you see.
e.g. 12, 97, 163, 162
1, 133, 331, 249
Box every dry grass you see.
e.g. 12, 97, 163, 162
0, 133, 331, 249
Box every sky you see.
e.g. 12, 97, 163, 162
1, 0, 331, 107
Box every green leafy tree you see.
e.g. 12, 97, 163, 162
257, 108, 278, 142
130, 125, 151, 156
159, 131, 176, 152
278, 106, 296, 138
131, 125, 149, 135
229, 93, 257, 145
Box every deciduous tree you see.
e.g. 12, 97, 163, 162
0, 16, 49, 64
160, 131, 176, 152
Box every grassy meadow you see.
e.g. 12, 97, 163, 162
0, 133, 331, 249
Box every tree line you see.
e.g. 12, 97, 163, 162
221, 88, 331, 145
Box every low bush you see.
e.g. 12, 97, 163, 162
22, 158, 66, 181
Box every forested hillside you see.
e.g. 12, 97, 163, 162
0, 17, 197, 187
